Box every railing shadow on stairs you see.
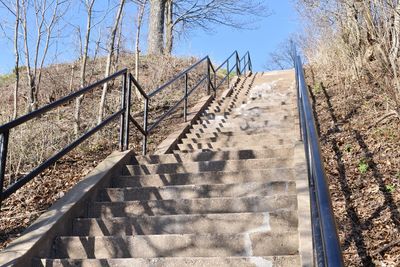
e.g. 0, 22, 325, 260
0, 51, 252, 209
293, 47, 344, 266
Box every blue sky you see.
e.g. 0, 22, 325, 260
175, 1, 300, 71
0, 1, 299, 74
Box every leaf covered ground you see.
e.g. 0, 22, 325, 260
308, 75, 400, 266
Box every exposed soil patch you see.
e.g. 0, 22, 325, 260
307, 73, 400, 266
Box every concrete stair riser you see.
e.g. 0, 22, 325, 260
34, 256, 301, 267
183, 132, 296, 143
189, 126, 296, 135
54, 232, 299, 259
113, 168, 295, 188
177, 142, 295, 152
191, 120, 296, 131
180, 136, 296, 147
123, 158, 294, 175
88, 195, 298, 218
73, 210, 298, 236
134, 148, 295, 165
99, 181, 296, 201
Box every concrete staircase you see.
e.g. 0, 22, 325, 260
35, 70, 311, 266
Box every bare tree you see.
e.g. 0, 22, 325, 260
265, 38, 296, 71
98, 0, 126, 124
13, 0, 20, 119
134, 0, 148, 83
20, 0, 64, 112
163, 0, 269, 54
297, 0, 400, 119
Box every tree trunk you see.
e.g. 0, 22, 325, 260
98, 0, 126, 124
389, 3, 400, 109
75, 0, 95, 135
135, 0, 147, 84
13, 0, 20, 120
165, 0, 173, 55
147, 0, 165, 55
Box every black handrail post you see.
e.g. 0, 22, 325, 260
243, 56, 247, 75
0, 131, 9, 208
227, 60, 230, 88
236, 52, 241, 76
124, 72, 132, 150
184, 73, 188, 122
248, 53, 252, 72
207, 59, 211, 95
142, 98, 149, 155
119, 71, 127, 151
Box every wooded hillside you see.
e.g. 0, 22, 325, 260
296, 1, 400, 265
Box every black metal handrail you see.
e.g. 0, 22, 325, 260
128, 50, 252, 154
0, 50, 252, 209
0, 69, 129, 207
294, 51, 344, 266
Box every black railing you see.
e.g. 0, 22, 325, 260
128, 51, 252, 154
0, 51, 252, 208
0, 69, 129, 207
294, 51, 344, 266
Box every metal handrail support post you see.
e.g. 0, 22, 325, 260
184, 73, 189, 122
0, 131, 9, 208
142, 98, 149, 155
119, 72, 128, 151
124, 73, 132, 150
227, 60, 230, 88
294, 57, 303, 142
207, 59, 211, 95
248, 53, 252, 72
236, 52, 241, 76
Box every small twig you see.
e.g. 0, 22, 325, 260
371, 239, 400, 256
368, 110, 399, 129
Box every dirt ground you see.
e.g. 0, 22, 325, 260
307, 73, 400, 266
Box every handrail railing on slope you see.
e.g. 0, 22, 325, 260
129, 50, 252, 154
0, 51, 252, 209
0, 69, 129, 207
294, 51, 344, 266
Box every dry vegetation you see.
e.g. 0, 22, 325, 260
296, 0, 400, 265
0, 54, 213, 249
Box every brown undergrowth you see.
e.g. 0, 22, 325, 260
307, 71, 400, 266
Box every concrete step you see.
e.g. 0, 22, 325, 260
100, 181, 296, 201
202, 106, 296, 119
180, 135, 296, 147
134, 148, 294, 165
184, 131, 295, 141
113, 168, 295, 188
177, 142, 294, 152
88, 195, 298, 217
73, 210, 298, 236
198, 114, 295, 125
232, 102, 296, 111
123, 158, 293, 176
191, 120, 295, 131
189, 125, 295, 135
35, 255, 301, 267
54, 232, 299, 258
